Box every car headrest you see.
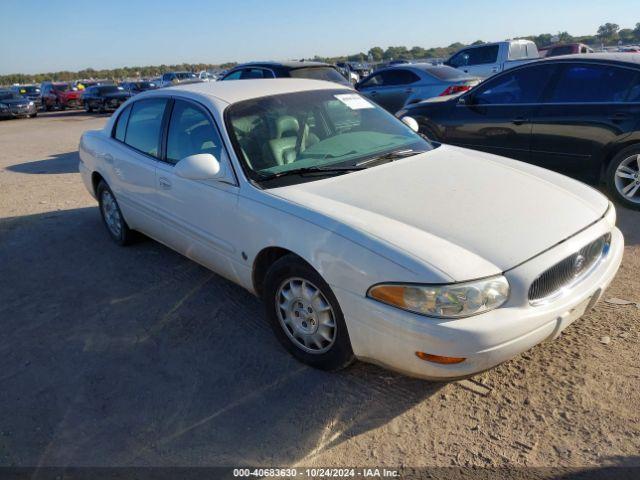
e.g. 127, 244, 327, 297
276, 116, 299, 138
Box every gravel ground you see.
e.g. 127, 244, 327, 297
0, 111, 639, 474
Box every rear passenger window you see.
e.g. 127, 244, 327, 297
124, 99, 168, 158
114, 105, 131, 142
548, 65, 637, 103
381, 69, 420, 86
166, 100, 222, 164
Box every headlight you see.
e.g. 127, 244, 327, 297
368, 276, 510, 319
0, 103, 7, 110
28, 101, 34, 106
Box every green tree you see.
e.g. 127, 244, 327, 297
367, 47, 384, 62
619, 28, 635, 44
597, 23, 620, 44
557, 31, 573, 43
634, 22, 640, 42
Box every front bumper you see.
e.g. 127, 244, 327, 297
335, 221, 624, 380
0, 104, 37, 118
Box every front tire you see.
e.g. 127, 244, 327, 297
263, 255, 354, 371
97, 181, 133, 245
606, 145, 640, 210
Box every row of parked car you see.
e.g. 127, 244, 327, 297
200, 47, 640, 211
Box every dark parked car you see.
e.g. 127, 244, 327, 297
397, 54, 640, 210
119, 81, 158, 95
540, 43, 594, 57
220, 61, 351, 87
40, 82, 82, 110
0, 89, 38, 118
10, 85, 42, 108
82, 85, 131, 113
356, 64, 480, 112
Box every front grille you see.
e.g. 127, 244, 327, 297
528, 234, 610, 302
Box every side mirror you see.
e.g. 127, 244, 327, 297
401, 116, 419, 133
175, 153, 221, 180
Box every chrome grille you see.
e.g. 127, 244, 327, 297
528, 234, 610, 302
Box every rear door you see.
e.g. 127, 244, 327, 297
440, 63, 558, 161
107, 98, 169, 235
357, 69, 420, 112
529, 62, 640, 182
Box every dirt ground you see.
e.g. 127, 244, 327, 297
1, 111, 639, 474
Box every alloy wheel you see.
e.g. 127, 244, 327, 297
275, 277, 337, 354
615, 154, 640, 204
101, 190, 122, 237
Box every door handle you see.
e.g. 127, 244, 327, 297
511, 117, 528, 125
158, 177, 172, 190
103, 153, 114, 164
404, 88, 413, 93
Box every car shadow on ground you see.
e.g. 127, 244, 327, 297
0, 207, 442, 467
5, 151, 79, 175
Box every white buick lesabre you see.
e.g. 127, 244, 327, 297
79, 79, 623, 380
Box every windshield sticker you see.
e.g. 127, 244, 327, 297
334, 93, 374, 110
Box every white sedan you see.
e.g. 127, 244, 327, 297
79, 79, 623, 380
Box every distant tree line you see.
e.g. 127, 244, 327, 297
2, 22, 639, 86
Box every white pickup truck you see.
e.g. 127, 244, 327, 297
445, 40, 539, 79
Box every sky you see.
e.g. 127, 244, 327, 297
1, 0, 637, 74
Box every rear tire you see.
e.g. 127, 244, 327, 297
85, 101, 93, 113
96, 181, 134, 246
606, 145, 640, 211
263, 255, 355, 371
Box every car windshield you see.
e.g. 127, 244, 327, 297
53, 84, 69, 92
0, 91, 20, 100
226, 89, 432, 185
175, 72, 196, 80
289, 67, 350, 85
18, 86, 40, 94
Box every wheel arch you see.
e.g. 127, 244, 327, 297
600, 138, 640, 182
252, 246, 313, 298
91, 171, 105, 197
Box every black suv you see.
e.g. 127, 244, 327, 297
82, 85, 131, 113
399, 54, 640, 210
220, 61, 351, 87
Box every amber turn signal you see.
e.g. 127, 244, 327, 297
415, 352, 466, 364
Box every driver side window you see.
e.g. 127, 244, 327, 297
473, 65, 557, 105
166, 100, 223, 164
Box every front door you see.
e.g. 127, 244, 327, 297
441, 63, 558, 161
154, 99, 241, 282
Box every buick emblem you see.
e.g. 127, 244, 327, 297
573, 254, 586, 276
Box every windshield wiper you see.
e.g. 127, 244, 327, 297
257, 165, 366, 181
356, 149, 426, 167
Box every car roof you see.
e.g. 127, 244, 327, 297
160, 78, 351, 105
232, 61, 330, 69
540, 52, 640, 65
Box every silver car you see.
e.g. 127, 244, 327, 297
356, 63, 480, 113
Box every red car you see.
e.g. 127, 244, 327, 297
40, 82, 82, 111
540, 43, 594, 58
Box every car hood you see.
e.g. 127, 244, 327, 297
268, 145, 609, 280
